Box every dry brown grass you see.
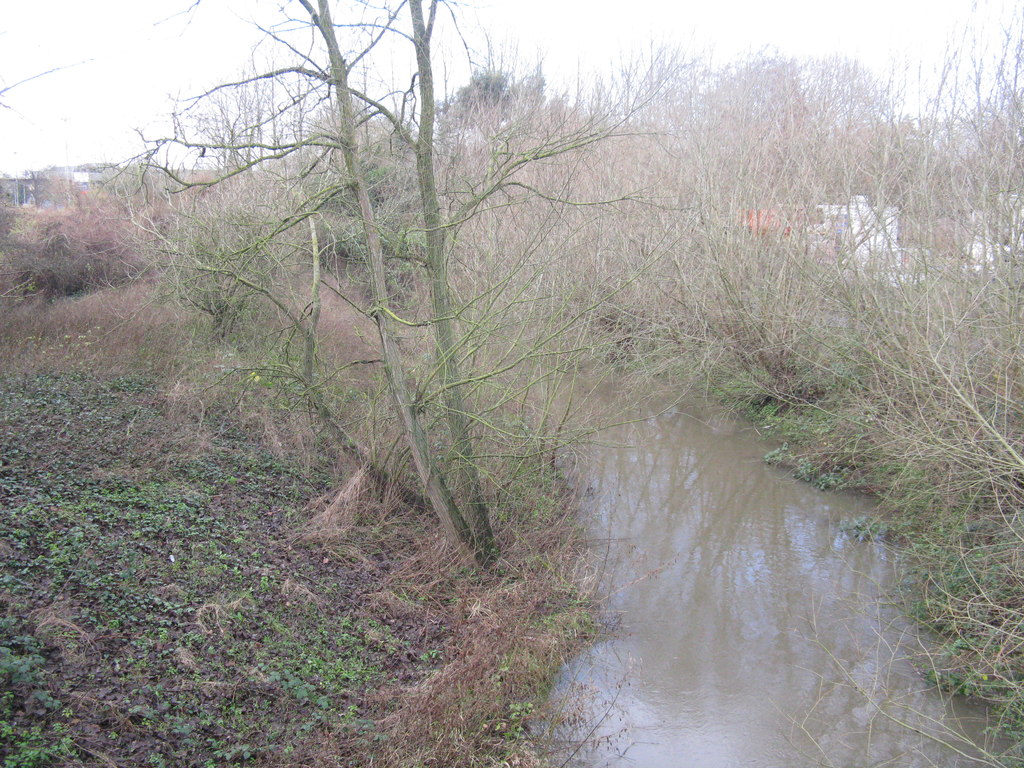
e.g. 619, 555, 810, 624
29, 602, 94, 665
195, 595, 254, 636
0, 281, 200, 377
355, 485, 594, 768
301, 466, 385, 544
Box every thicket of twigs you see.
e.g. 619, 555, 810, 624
3, 7, 1024, 759
443, 32, 1024, 748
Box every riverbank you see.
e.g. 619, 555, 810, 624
0, 290, 594, 767
724, 388, 1024, 758
584, 228, 1024, 759
554, 396, 1007, 767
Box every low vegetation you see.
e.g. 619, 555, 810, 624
0, 277, 593, 767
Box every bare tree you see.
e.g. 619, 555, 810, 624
144, 0, 645, 565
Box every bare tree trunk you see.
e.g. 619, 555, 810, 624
304, 217, 322, 386
301, 0, 483, 561
409, 0, 498, 563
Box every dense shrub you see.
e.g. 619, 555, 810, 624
0, 200, 144, 300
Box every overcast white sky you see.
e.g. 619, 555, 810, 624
0, 0, 1016, 176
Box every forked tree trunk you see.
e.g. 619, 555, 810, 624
301, 0, 489, 563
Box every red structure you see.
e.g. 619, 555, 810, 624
742, 208, 794, 236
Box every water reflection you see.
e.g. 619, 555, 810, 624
556, 404, 1000, 767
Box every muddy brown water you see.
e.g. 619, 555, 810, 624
553, 401, 1003, 767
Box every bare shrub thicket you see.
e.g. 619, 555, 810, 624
155, 176, 314, 339
422, 63, 678, 473
146, 0, 675, 570
443, 31, 1024, 742
0, 198, 144, 300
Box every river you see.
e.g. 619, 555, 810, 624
552, 399, 1002, 767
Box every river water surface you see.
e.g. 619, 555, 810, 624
555, 400, 1000, 767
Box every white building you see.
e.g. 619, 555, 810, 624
811, 195, 901, 266
968, 194, 1024, 272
